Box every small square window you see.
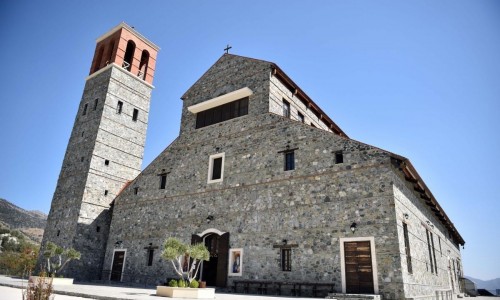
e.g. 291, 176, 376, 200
117, 101, 123, 114
281, 248, 292, 271
96, 226, 101, 233
104, 190, 108, 196
335, 151, 343, 164
105, 159, 110, 166
283, 100, 290, 118
208, 153, 225, 183
134, 187, 139, 195
82, 103, 88, 116
132, 108, 139, 121
298, 112, 304, 123
284, 151, 295, 171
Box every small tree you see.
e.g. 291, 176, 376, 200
43, 242, 81, 276
161, 237, 209, 285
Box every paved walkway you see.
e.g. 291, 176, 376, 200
0, 275, 314, 300
0, 276, 480, 300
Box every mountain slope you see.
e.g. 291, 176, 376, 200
0, 198, 47, 242
465, 276, 500, 291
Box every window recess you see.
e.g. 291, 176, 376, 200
195, 97, 248, 129
207, 153, 225, 183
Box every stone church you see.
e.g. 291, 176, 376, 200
41, 23, 465, 299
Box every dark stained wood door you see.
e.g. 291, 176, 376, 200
110, 251, 125, 281
193, 232, 229, 288
344, 241, 374, 294
216, 232, 229, 287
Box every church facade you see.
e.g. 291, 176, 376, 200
41, 24, 465, 300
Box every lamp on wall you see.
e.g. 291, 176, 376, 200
282, 239, 288, 245
206, 215, 214, 224
114, 241, 123, 248
403, 213, 409, 220
350, 222, 357, 233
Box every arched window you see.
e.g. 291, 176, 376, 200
93, 46, 104, 73
138, 50, 149, 80
106, 40, 115, 65
123, 40, 136, 71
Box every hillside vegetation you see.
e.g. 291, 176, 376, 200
0, 198, 46, 243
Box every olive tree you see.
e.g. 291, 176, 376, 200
43, 242, 81, 276
161, 237, 209, 284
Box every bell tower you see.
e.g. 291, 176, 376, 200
40, 23, 159, 280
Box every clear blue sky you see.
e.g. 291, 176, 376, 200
0, 0, 498, 280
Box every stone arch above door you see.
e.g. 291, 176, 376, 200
196, 228, 227, 237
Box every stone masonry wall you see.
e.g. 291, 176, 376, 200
41, 64, 153, 281
103, 112, 403, 298
269, 75, 332, 131
179, 54, 271, 136
392, 175, 462, 299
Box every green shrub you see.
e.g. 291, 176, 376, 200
189, 279, 199, 288
168, 279, 178, 287
178, 279, 186, 287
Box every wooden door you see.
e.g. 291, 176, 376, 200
110, 251, 125, 281
193, 232, 229, 287
344, 241, 374, 294
215, 232, 229, 287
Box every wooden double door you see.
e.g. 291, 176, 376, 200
192, 232, 229, 287
344, 241, 374, 294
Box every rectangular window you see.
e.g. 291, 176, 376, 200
57, 230, 60, 237
134, 187, 139, 195
208, 153, 225, 183
452, 259, 457, 280
105, 159, 110, 166
159, 173, 167, 189
104, 190, 108, 196
132, 108, 139, 121
281, 248, 292, 271
284, 151, 295, 171
117, 101, 123, 114
335, 151, 344, 164
82, 103, 88, 115
438, 236, 442, 256
403, 223, 413, 273
283, 100, 290, 118
96, 226, 101, 233
426, 229, 434, 273
212, 158, 222, 180
147, 249, 154, 266
430, 232, 438, 274
93, 98, 99, 110
298, 112, 304, 123
196, 97, 249, 129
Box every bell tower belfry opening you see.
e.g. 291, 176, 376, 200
39, 23, 159, 281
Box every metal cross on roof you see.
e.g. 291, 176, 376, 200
224, 44, 232, 54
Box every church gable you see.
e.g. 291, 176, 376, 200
179, 54, 274, 135
181, 54, 272, 105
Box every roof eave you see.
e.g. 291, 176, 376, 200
391, 156, 465, 246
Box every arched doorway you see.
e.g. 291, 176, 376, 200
192, 229, 229, 287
